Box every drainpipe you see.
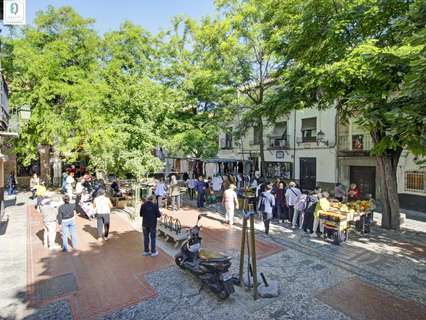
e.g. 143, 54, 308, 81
293, 109, 296, 180
335, 110, 339, 184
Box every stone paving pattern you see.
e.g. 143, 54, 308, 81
1, 193, 425, 319
27, 206, 172, 319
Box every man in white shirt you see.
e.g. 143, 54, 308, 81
222, 184, 239, 225
285, 181, 301, 224
212, 175, 223, 192
186, 178, 196, 200
93, 189, 113, 241
154, 177, 167, 207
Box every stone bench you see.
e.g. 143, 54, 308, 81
157, 214, 189, 247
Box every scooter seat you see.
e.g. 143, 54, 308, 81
199, 249, 231, 261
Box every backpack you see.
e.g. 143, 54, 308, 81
257, 194, 265, 212
304, 196, 318, 215
296, 196, 307, 212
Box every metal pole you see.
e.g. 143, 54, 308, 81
249, 214, 258, 299
239, 215, 247, 287
293, 109, 297, 180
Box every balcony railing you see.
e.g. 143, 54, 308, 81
249, 139, 261, 146
268, 135, 290, 149
220, 138, 233, 150
338, 134, 372, 152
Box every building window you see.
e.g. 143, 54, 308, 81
301, 117, 317, 142
265, 161, 293, 179
352, 134, 364, 150
405, 171, 426, 193
253, 126, 262, 145
225, 131, 233, 149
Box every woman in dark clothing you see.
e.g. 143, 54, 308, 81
275, 182, 287, 223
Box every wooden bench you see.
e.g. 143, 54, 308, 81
157, 214, 189, 247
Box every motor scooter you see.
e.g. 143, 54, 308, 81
175, 214, 235, 299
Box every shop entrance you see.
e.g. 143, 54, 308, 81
299, 157, 316, 191
349, 166, 376, 198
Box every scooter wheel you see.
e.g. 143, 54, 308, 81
175, 255, 185, 269
217, 289, 230, 300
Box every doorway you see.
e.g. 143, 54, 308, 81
349, 166, 376, 198
299, 158, 316, 191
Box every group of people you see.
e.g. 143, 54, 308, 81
38, 189, 114, 252
155, 174, 210, 210
33, 166, 114, 252
256, 180, 366, 236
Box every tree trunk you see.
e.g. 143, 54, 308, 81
38, 145, 52, 186
376, 154, 401, 229
258, 117, 266, 176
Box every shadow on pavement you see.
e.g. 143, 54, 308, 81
18, 207, 174, 319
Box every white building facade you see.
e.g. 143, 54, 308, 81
217, 107, 338, 191
217, 107, 426, 212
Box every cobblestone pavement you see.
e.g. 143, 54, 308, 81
1, 193, 425, 319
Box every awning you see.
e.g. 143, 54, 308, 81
301, 117, 316, 130
271, 122, 287, 136
203, 158, 251, 163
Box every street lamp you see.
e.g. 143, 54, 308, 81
316, 129, 329, 146
19, 105, 31, 121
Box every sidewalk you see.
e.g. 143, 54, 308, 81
1, 193, 426, 319
26, 204, 172, 320
0, 193, 29, 319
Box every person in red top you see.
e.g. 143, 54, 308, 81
347, 183, 361, 201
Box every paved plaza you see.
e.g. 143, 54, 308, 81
0, 193, 425, 319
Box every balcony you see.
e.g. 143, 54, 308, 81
338, 134, 373, 156
249, 139, 260, 146
268, 135, 290, 150
220, 138, 233, 150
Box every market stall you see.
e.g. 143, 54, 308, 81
319, 200, 373, 245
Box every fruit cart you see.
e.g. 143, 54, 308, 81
319, 209, 351, 245
319, 201, 373, 245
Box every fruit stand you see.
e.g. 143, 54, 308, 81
319, 200, 373, 245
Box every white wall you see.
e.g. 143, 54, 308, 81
397, 151, 426, 195
217, 106, 337, 185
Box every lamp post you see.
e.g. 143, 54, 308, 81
316, 129, 329, 146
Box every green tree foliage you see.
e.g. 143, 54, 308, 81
7, 6, 100, 164
268, 0, 426, 229
4, 6, 223, 179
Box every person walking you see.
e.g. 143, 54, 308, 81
57, 195, 78, 252
65, 171, 75, 201
257, 184, 275, 235
154, 177, 168, 208
93, 189, 113, 241
7, 172, 16, 195
30, 173, 40, 199
222, 184, 239, 225
285, 181, 301, 224
186, 176, 196, 201
40, 194, 60, 250
140, 196, 161, 256
34, 180, 47, 210
169, 175, 181, 211
195, 175, 206, 208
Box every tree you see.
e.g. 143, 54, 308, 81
5, 6, 101, 178
156, 16, 233, 160
269, 0, 426, 229
184, 0, 285, 175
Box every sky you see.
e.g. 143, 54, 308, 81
26, 0, 216, 34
